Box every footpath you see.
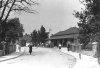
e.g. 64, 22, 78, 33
61, 48, 100, 68
0, 47, 100, 68
0, 47, 25, 62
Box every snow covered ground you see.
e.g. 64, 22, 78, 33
0, 47, 76, 68
1, 47, 99, 68
61, 47, 100, 68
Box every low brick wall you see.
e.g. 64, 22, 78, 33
0, 50, 3, 56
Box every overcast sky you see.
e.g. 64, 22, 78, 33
15, 0, 84, 35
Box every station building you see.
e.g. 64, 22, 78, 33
49, 27, 82, 52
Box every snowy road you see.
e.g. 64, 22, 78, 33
0, 47, 76, 68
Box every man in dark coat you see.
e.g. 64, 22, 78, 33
28, 43, 33, 55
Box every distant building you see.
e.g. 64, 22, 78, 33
49, 27, 82, 52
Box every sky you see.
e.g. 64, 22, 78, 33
14, 0, 84, 35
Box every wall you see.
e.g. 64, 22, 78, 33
9, 45, 16, 54
0, 50, 3, 56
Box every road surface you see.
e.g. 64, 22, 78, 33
0, 47, 76, 68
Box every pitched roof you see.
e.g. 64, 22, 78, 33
50, 27, 79, 39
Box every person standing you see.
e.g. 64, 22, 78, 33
59, 43, 61, 50
67, 41, 70, 51
28, 43, 33, 55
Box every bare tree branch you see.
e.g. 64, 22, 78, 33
0, 0, 9, 20
0, 0, 38, 22
4, 0, 16, 22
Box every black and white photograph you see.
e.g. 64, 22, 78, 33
0, 0, 100, 68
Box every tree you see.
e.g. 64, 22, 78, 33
31, 25, 49, 46
0, 0, 38, 23
5, 18, 24, 43
31, 29, 38, 46
74, 0, 100, 63
0, 0, 38, 42
0, 18, 24, 54
0, 0, 38, 55
21, 39, 26, 47
74, 0, 100, 45
39, 25, 49, 43
0, 0, 38, 43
